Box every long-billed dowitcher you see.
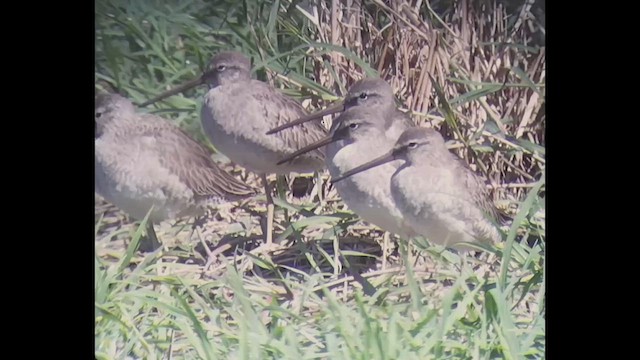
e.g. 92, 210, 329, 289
333, 127, 502, 251
95, 93, 258, 251
139, 51, 327, 248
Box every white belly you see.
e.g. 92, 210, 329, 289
328, 140, 413, 238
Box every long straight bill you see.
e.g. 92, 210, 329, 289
331, 151, 397, 183
138, 76, 205, 107
276, 135, 336, 165
266, 101, 345, 135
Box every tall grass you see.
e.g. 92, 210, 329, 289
95, 0, 545, 358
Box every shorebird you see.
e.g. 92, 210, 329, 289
266, 77, 413, 141
333, 127, 503, 252
95, 93, 258, 251
139, 51, 327, 248
276, 106, 416, 240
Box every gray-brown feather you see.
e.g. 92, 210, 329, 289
250, 83, 327, 158
446, 155, 499, 221
120, 114, 258, 201
397, 127, 502, 244
203, 80, 327, 174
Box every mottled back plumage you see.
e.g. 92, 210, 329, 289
95, 93, 257, 223
200, 52, 326, 174
130, 115, 258, 200
391, 127, 502, 246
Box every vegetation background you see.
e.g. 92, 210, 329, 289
95, 0, 545, 358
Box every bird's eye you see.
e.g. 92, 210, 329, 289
95, 111, 102, 119
359, 93, 368, 100
216, 65, 226, 71
349, 123, 359, 130
407, 142, 418, 149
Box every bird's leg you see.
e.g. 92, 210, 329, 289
276, 175, 290, 222
140, 223, 161, 252
189, 211, 211, 251
315, 171, 325, 210
457, 250, 474, 278
275, 175, 287, 200
382, 231, 390, 270
261, 174, 274, 246
408, 240, 419, 268
194, 226, 216, 271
